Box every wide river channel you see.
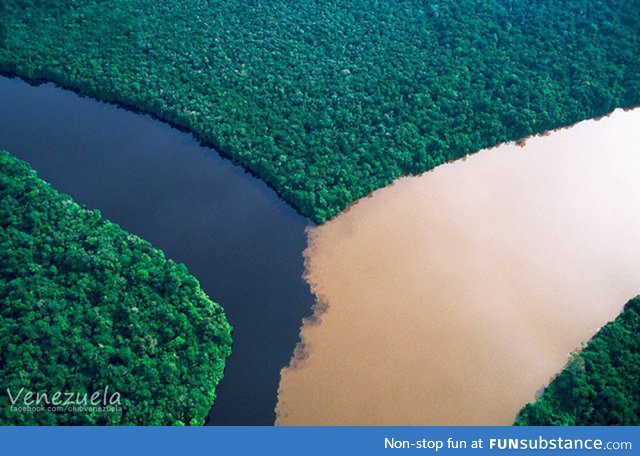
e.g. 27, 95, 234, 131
277, 107, 640, 425
0, 76, 315, 425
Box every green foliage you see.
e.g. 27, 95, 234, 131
515, 297, 640, 425
0, 151, 232, 425
1, 0, 638, 222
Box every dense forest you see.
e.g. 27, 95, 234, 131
0, 151, 232, 425
1, 0, 639, 222
515, 297, 640, 425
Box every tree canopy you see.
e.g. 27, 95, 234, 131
1, 0, 638, 222
0, 151, 232, 425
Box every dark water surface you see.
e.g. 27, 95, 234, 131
0, 76, 314, 425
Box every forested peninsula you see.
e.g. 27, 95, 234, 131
0, 151, 232, 425
2, 0, 639, 222
516, 297, 640, 425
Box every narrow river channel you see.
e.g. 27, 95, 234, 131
0, 76, 315, 425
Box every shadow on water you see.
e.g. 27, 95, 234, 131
0, 76, 314, 425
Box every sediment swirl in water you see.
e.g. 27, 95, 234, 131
276, 108, 640, 425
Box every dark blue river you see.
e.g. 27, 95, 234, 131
0, 76, 313, 425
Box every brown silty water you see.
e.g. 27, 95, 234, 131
276, 108, 640, 425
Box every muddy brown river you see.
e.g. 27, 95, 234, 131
276, 108, 640, 425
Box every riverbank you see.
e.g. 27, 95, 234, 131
4, 0, 639, 222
